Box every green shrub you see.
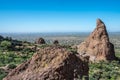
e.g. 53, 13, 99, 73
89, 61, 120, 80
7, 63, 16, 69
0, 40, 11, 50
38, 44, 49, 48
0, 68, 8, 80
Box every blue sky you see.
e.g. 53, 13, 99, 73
0, 0, 120, 33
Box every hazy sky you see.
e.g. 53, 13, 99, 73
0, 0, 120, 33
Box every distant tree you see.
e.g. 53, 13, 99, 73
0, 35, 4, 42
0, 40, 11, 50
5, 37, 12, 41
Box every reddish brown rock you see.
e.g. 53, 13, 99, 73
4, 45, 89, 80
35, 37, 46, 44
77, 19, 116, 62
53, 40, 59, 45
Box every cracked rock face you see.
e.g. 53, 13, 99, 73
4, 45, 89, 80
77, 19, 116, 62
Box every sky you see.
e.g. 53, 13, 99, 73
0, 0, 120, 33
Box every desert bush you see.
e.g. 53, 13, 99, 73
89, 61, 120, 80
0, 68, 7, 80
38, 44, 49, 48
7, 63, 16, 69
0, 40, 11, 50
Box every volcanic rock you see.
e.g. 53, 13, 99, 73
77, 19, 116, 62
35, 37, 46, 44
4, 45, 89, 80
53, 40, 59, 45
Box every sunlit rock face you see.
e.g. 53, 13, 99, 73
4, 45, 89, 80
77, 19, 116, 62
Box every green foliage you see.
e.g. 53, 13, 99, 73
0, 51, 34, 67
0, 34, 119, 80
7, 63, 16, 69
89, 61, 120, 80
0, 68, 7, 80
38, 44, 49, 48
22, 48, 34, 53
0, 36, 36, 79
0, 50, 34, 79
0, 40, 11, 50
115, 49, 120, 59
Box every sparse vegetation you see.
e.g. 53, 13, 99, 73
0, 36, 36, 80
0, 33, 120, 80
7, 63, 17, 69
0, 40, 11, 50
0, 68, 7, 80
89, 60, 120, 80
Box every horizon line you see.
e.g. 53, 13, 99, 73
0, 31, 120, 34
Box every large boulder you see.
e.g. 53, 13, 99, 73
35, 37, 46, 44
4, 45, 89, 80
77, 19, 116, 62
53, 40, 59, 45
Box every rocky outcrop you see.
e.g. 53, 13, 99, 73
35, 38, 46, 44
4, 45, 89, 80
77, 19, 116, 62
53, 40, 59, 45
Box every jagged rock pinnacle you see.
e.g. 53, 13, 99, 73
77, 19, 116, 62
96, 18, 103, 26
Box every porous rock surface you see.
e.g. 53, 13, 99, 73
77, 19, 116, 61
4, 45, 89, 80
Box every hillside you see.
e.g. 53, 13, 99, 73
0, 19, 120, 80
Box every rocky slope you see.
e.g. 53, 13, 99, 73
77, 19, 116, 61
4, 45, 89, 80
